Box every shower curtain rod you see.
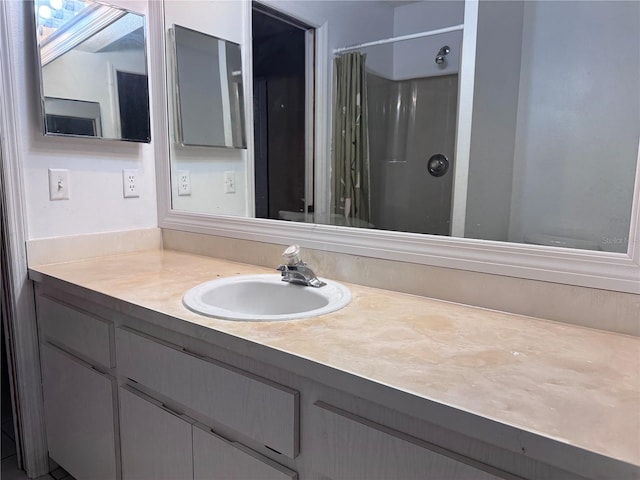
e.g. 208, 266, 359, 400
333, 24, 464, 54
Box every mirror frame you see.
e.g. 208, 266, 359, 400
150, 1, 640, 294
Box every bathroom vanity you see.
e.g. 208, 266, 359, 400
28, 249, 639, 480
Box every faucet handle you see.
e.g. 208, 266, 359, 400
282, 244, 301, 265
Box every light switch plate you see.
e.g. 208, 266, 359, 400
224, 171, 236, 194
48, 168, 70, 200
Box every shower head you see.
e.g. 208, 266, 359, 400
435, 45, 450, 65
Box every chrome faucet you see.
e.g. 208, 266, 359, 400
276, 245, 326, 288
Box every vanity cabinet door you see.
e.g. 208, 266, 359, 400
116, 326, 299, 457
313, 402, 510, 480
40, 343, 118, 480
193, 424, 297, 480
37, 295, 114, 368
119, 386, 193, 480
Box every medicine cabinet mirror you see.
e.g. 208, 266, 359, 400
33, 0, 151, 142
157, 0, 640, 293
171, 25, 246, 149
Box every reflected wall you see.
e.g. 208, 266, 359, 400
165, 0, 248, 216
466, 0, 639, 252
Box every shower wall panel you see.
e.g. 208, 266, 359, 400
368, 73, 458, 235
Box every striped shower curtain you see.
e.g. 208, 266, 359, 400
331, 52, 370, 226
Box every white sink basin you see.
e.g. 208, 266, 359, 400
183, 274, 351, 321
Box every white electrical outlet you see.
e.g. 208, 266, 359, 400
224, 171, 236, 194
48, 168, 70, 200
177, 170, 191, 196
123, 169, 140, 198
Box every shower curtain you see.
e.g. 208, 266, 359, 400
331, 52, 370, 226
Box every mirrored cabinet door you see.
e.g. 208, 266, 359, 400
171, 24, 246, 149
33, 0, 151, 142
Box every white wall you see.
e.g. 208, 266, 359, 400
508, 1, 639, 252
392, 1, 464, 80
170, 148, 247, 217
7, 0, 157, 240
465, 0, 524, 241
164, 0, 248, 216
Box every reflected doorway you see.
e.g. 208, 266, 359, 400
252, 3, 314, 220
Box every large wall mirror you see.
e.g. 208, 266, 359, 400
34, 0, 151, 142
158, 0, 639, 293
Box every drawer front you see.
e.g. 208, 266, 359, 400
38, 295, 113, 368
193, 424, 297, 480
116, 327, 299, 458
313, 402, 511, 480
119, 386, 193, 480
41, 343, 118, 480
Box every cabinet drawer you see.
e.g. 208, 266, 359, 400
116, 327, 299, 457
40, 343, 118, 480
193, 424, 297, 480
37, 295, 113, 368
313, 401, 512, 480
119, 386, 193, 480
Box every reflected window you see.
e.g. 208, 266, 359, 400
44, 97, 101, 137
36, 0, 90, 43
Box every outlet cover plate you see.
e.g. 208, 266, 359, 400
123, 169, 140, 198
177, 170, 191, 196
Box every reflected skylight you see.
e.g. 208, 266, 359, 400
35, 0, 89, 42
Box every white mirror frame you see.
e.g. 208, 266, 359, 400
151, 1, 640, 295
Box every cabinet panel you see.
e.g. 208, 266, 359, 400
119, 386, 193, 480
116, 327, 299, 457
38, 295, 113, 368
193, 424, 297, 480
313, 401, 513, 480
40, 343, 117, 480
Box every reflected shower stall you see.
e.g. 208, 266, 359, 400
367, 72, 458, 235
332, 26, 462, 236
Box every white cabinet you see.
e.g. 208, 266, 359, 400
40, 343, 118, 480
119, 386, 193, 480
116, 326, 299, 457
313, 401, 509, 480
37, 295, 114, 368
193, 424, 297, 480
37, 295, 119, 479
119, 385, 296, 480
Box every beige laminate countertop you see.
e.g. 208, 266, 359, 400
29, 249, 640, 470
